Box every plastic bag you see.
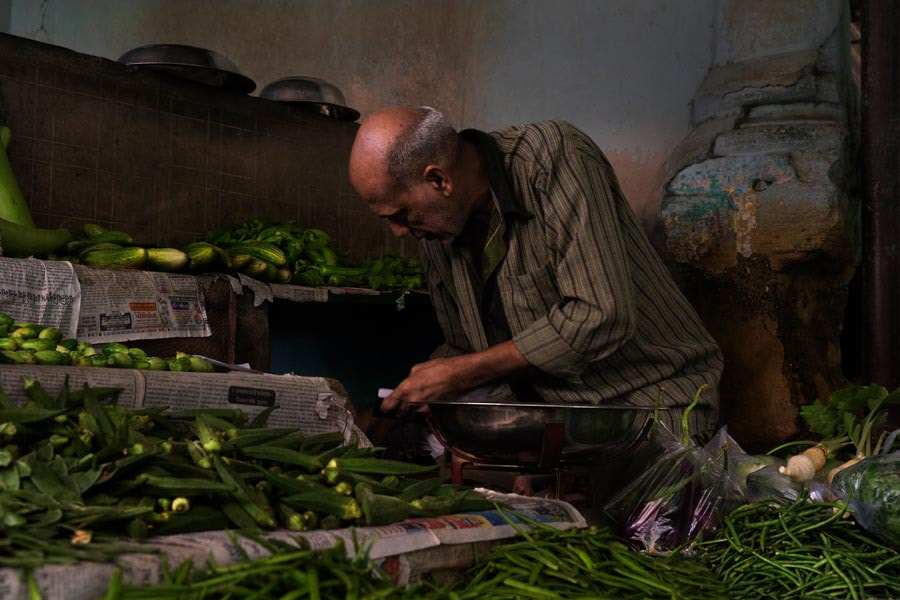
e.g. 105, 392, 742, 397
603, 424, 745, 552
745, 461, 804, 503
830, 428, 900, 549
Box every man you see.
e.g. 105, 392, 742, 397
348, 106, 723, 439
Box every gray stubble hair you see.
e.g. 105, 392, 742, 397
386, 107, 460, 190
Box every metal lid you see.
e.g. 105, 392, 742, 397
118, 44, 256, 94
260, 76, 360, 121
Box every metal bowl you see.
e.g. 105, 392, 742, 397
118, 44, 256, 94
259, 77, 360, 121
428, 401, 660, 467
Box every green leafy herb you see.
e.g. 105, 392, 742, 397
800, 384, 900, 457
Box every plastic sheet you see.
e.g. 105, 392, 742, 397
603, 424, 746, 552
830, 428, 900, 549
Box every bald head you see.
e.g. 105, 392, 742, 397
349, 106, 483, 242
349, 106, 460, 200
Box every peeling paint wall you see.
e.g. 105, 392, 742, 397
7, 0, 716, 224
660, 0, 859, 450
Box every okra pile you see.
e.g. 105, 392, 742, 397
0, 377, 489, 567
0, 312, 216, 371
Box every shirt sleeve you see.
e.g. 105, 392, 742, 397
511, 148, 637, 379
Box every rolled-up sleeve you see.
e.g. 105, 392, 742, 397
512, 149, 637, 379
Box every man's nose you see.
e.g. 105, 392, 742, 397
388, 222, 410, 237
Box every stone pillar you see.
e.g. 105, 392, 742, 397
660, 0, 858, 450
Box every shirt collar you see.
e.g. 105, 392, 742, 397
459, 128, 533, 220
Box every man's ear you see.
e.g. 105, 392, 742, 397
424, 165, 452, 196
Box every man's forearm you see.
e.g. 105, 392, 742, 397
447, 340, 532, 392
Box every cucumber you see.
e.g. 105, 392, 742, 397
146, 247, 188, 272
10, 327, 38, 340
128, 347, 147, 358
275, 267, 292, 284
182, 242, 220, 272
226, 242, 287, 267
58, 338, 78, 352
187, 356, 215, 372
75, 242, 123, 256
1, 350, 36, 364
34, 350, 69, 365
83, 230, 133, 245
103, 342, 129, 355
18, 339, 57, 352
167, 357, 191, 372
241, 257, 268, 278
106, 352, 133, 368
146, 357, 167, 371
83, 223, 106, 237
229, 253, 253, 270
37, 327, 62, 343
261, 261, 278, 282
81, 247, 147, 269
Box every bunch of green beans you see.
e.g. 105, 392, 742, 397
104, 539, 427, 600
695, 498, 900, 600
449, 522, 728, 600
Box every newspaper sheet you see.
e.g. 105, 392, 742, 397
0, 365, 367, 446
0, 257, 81, 338
269, 282, 329, 303
0, 491, 585, 599
72, 265, 211, 342
237, 273, 273, 306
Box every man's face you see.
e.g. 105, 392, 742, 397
367, 180, 469, 243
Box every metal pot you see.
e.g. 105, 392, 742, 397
118, 44, 256, 94
427, 401, 660, 467
259, 77, 360, 121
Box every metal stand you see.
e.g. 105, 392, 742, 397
447, 421, 590, 502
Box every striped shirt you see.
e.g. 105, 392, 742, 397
419, 121, 723, 437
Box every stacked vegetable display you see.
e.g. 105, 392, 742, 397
201, 219, 425, 289
0, 312, 216, 370
0, 377, 490, 567
38, 220, 425, 290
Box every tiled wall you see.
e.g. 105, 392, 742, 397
0, 33, 417, 260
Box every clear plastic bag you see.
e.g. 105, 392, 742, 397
603, 424, 745, 552
830, 428, 900, 549
745, 462, 804, 504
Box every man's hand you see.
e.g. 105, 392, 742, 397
381, 340, 533, 413
381, 358, 459, 413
